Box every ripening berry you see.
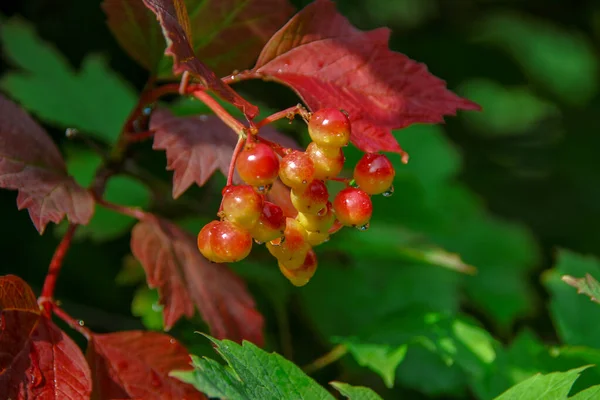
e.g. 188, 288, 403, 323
306, 142, 345, 180
248, 201, 286, 243
290, 179, 329, 215
279, 151, 315, 190
308, 108, 351, 149
307, 231, 330, 246
353, 153, 395, 195
266, 218, 311, 269
296, 201, 335, 233
333, 187, 373, 228
209, 220, 252, 262
279, 250, 318, 287
197, 220, 223, 262
236, 142, 280, 187
221, 185, 263, 229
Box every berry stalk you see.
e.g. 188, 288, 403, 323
193, 90, 247, 136
52, 304, 92, 340
255, 104, 310, 129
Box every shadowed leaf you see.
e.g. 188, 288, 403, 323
150, 107, 297, 198
130, 216, 263, 344
252, 0, 480, 155
0, 316, 92, 399
0, 18, 137, 144
141, 0, 259, 118
87, 330, 204, 399
0, 95, 94, 233
0, 275, 40, 375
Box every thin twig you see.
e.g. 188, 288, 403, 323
256, 104, 309, 129
53, 305, 93, 340
193, 90, 247, 135
93, 193, 149, 221
303, 344, 348, 374
39, 224, 78, 317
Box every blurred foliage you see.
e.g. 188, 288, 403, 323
1, 0, 600, 398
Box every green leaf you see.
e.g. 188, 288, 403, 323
544, 250, 600, 348
330, 382, 383, 400
493, 366, 594, 400
459, 78, 560, 136
562, 274, 600, 304
0, 18, 137, 144
131, 286, 164, 331
476, 12, 598, 105
172, 336, 335, 400
570, 385, 600, 400
334, 339, 407, 388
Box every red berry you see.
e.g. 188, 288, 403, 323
279, 151, 315, 190
266, 217, 311, 269
221, 185, 263, 229
249, 201, 286, 243
333, 187, 372, 227
290, 179, 329, 215
210, 220, 252, 262
197, 220, 223, 262
353, 153, 395, 195
306, 142, 345, 180
308, 108, 351, 149
236, 142, 280, 187
279, 249, 318, 287
296, 201, 335, 233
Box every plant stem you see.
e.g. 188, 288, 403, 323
328, 220, 344, 235
124, 130, 155, 143
93, 193, 149, 220
39, 224, 78, 316
303, 344, 348, 375
222, 70, 262, 85
256, 135, 289, 157
193, 90, 247, 135
53, 305, 92, 340
256, 104, 309, 129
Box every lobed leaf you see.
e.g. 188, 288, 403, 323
87, 330, 203, 399
150, 107, 298, 198
493, 366, 596, 400
172, 336, 335, 399
252, 0, 480, 155
562, 274, 600, 305
130, 216, 264, 344
0, 275, 40, 375
0, 316, 92, 399
330, 382, 383, 400
0, 95, 94, 233
0, 18, 137, 145
103, 0, 294, 78
141, 0, 259, 118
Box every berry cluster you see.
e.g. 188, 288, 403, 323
197, 108, 395, 287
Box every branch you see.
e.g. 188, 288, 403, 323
256, 104, 310, 129
93, 193, 150, 221
303, 344, 348, 374
53, 304, 92, 340
192, 90, 247, 136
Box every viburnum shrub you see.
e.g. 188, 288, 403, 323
0, 0, 480, 397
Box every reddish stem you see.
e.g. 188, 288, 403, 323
39, 224, 78, 316
329, 176, 351, 185
53, 305, 92, 340
125, 130, 155, 143
94, 193, 149, 221
193, 90, 246, 135
218, 136, 246, 213
328, 220, 344, 235
222, 70, 262, 85
257, 135, 289, 157
256, 104, 309, 129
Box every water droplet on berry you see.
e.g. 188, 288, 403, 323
356, 223, 370, 231
316, 207, 327, 216
302, 180, 307, 184
382, 185, 394, 197
256, 184, 272, 194
254, 239, 264, 245
169, 339, 176, 344
142, 106, 153, 116
77, 320, 85, 326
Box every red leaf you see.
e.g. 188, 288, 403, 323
130, 216, 264, 345
150, 108, 299, 199
88, 331, 204, 399
102, 0, 165, 71
0, 95, 95, 233
0, 316, 92, 399
142, 0, 259, 119
252, 0, 481, 155
0, 275, 40, 375
103, 0, 294, 78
